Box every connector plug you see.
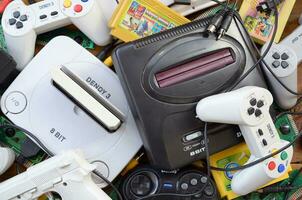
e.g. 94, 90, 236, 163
217, 11, 234, 40
207, 9, 226, 33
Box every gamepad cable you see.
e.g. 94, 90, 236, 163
0, 123, 125, 200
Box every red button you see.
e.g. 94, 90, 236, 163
268, 161, 276, 170
74, 4, 83, 12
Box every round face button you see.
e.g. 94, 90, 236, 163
74, 4, 83, 12
181, 183, 188, 190
63, 0, 72, 8
268, 161, 276, 170
278, 164, 285, 173
190, 178, 198, 186
281, 152, 288, 160
5, 91, 27, 114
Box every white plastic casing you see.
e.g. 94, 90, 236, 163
2, 0, 117, 70
0, 36, 142, 188
0, 147, 15, 175
196, 86, 293, 195
261, 24, 302, 109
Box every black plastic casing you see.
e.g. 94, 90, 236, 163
0, 50, 18, 92
112, 18, 268, 170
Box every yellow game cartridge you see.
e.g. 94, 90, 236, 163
109, 0, 190, 42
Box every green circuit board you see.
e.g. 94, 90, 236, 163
276, 114, 299, 143
0, 116, 47, 168
0, 24, 7, 50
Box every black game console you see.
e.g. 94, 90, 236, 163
120, 165, 218, 200
112, 17, 268, 170
0, 50, 18, 92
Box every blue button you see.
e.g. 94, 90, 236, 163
278, 164, 285, 173
163, 183, 173, 189
81, 0, 88, 2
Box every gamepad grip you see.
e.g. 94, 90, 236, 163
196, 86, 293, 195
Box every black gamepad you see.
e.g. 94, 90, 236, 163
120, 165, 218, 200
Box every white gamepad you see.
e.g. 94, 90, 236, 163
196, 86, 293, 195
2, 0, 116, 70
261, 23, 302, 109
0, 147, 15, 175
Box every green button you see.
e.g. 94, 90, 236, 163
281, 152, 288, 160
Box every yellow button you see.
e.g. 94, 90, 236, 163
63, 0, 72, 8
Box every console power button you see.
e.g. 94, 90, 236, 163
4, 91, 27, 114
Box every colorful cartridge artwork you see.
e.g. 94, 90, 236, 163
119, 1, 177, 38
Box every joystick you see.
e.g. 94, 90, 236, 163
121, 166, 218, 200
2, 0, 116, 70
0, 146, 15, 175
261, 23, 302, 109
196, 86, 293, 195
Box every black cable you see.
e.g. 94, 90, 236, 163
0, 123, 124, 200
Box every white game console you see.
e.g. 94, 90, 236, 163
196, 86, 293, 195
261, 22, 301, 109
0, 36, 142, 187
1, 0, 117, 70
0, 146, 15, 175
